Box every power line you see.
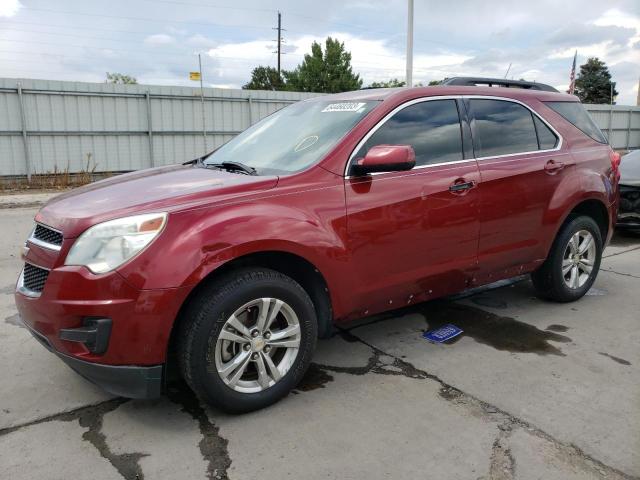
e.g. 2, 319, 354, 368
17, 5, 462, 50
0, 35, 428, 68
1, 10, 460, 53
22, 7, 274, 30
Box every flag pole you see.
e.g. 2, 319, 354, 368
568, 50, 577, 95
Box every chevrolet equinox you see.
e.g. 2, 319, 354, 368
15, 77, 620, 412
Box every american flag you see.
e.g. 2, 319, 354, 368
568, 51, 577, 95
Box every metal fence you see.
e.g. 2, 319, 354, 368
0, 78, 638, 178
581, 104, 640, 151
0, 78, 319, 178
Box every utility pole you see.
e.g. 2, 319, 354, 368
198, 53, 207, 153
276, 11, 282, 75
406, 0, 414, 88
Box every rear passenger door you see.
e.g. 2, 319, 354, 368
345, 98, 480, 315
466, 97, 568, 283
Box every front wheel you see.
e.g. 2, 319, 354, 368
178, 268, 317, 413
531, 215, 603, 302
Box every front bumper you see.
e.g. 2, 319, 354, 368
15, 266, 191, 364
15, 263, 192, 398
24, 320, 163, 398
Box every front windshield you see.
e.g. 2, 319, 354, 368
204, 100, 379, 175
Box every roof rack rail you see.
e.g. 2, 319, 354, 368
441, 77, 559, 93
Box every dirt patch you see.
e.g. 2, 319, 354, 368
471, 295, 508, 309
546, 324, 569, 333
295, 364, 334, 392
5, 313, 23, 328
598, 352, 632, 366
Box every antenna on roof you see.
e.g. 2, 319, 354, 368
504, 63, 512, 79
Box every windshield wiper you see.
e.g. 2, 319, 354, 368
183, 150, 216, 166
207, 161, 258, 176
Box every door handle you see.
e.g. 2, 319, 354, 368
449, 179, 476, 194
544, 159, 565, 174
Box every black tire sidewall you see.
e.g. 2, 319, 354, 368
186, 271, 317, 413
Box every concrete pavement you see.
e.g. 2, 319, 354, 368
1, 203, 638, 480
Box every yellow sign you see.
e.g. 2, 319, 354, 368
189, 71, 201, 81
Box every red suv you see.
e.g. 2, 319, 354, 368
15, 78, 619, 412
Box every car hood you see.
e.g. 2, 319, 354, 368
36, 164, 278, 237
620, 151, 640, 187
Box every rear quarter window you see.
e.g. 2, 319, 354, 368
468, 99, 539, 157
544, 101, 607, 144
533, 116, 558, 150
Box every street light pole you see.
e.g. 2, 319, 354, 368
406, 0, 414, 88
198, 53, 207, 153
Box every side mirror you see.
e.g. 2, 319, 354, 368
351, 145, 416, 176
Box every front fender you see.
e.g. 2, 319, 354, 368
116, 188, 351, 309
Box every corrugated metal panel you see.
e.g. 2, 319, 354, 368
1, 78, 638, 178
584, 104, 640, 149
0, 78, 320, 176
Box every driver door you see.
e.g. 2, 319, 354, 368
344, 98, 480, 316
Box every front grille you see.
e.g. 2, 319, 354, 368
33, 224, 63, 246
23, 263, 49, 293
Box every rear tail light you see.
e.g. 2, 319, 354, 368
610, 150, 621, 181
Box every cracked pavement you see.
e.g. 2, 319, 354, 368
1, 204, 639, 480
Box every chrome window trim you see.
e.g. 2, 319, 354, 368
464, 95, 563, 160
27, 222, 63, 252
343, 94, 564, 178
16, 261, 51, 298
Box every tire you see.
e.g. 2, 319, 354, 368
177, 268, 317, 413
531, 215, 602, 302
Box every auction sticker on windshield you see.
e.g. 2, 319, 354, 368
322, 102, 367, 113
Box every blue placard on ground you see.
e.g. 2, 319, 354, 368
423, 324, 463, 343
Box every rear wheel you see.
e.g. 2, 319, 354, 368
178, 268, 317, 413
531, 215, 602, 302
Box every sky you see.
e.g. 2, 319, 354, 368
0, 0, 638, 104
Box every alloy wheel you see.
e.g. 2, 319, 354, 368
212, 298, 301, 393
562, 230, 596, 289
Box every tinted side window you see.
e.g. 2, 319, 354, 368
545, 101, 607, 144
533, 116, 558, 150
469, 99, 539, 157
354, 100, 463, 167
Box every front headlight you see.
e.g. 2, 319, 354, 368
65, 213, 167, 274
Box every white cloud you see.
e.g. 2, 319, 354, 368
0, 0, 638, 104
143, 34, 175, 46
593, 8, 640, 31
207, 32, 472, 86
209, 82, 239, 89
0, 0, 22, 17
186, 34, 218, 49
548, 42, 613, 59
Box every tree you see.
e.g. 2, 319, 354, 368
242, 66, 286, 91
106, 72, 137, 84
574, 57, 618, 104
284, 37, 362, 93
367, 78, 406, 88
428, 79, 442, 86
